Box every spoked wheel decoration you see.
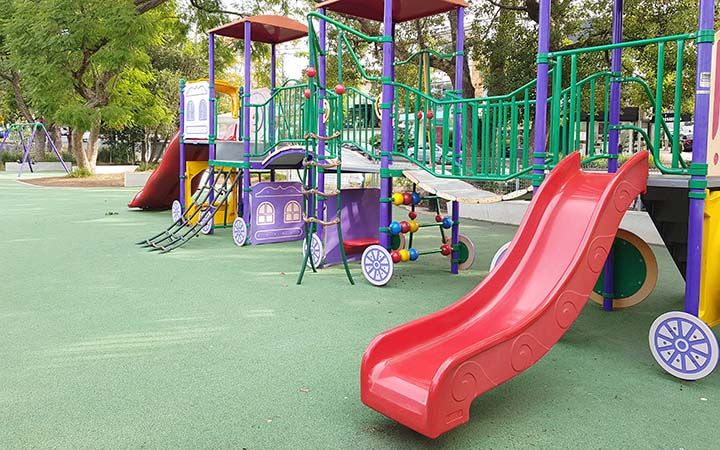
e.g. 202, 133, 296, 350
649, 311, 719, 380
200, 209, 213, 235
361, 245, 394, 287
489, 241, 512, 272
444, 234, 476, 270
232, 218, 248, 247
303, 233, 325, 268
171, 200, 183, 224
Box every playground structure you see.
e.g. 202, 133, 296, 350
131, 0, 720, 439
290, 0, 720, 439
0, 122, 70, 176
138, 16, 312, 252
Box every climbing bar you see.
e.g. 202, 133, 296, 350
305, 131, 342, 141
303, 216, 341, 226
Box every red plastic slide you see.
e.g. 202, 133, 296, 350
128, 133, 208, 210
361, 151, 649, 438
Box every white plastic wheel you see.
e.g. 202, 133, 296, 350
303, 233, 324, 268
171, 200, 183, 223
649, 311, 719, 381
200, 210, 213, 235
361, 245, 394, 287
457, 234, 476, 271
490, 241, 512, 272
232, 218, 248, 247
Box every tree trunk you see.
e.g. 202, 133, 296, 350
71, 129, 91, 170
48, 125, 62, 155
86, 121, 101, 171
10, 71, 33, 122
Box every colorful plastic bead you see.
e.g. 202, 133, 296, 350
392, 192, 404, 205
408, 248, 419, 261
389, 221, 402, 235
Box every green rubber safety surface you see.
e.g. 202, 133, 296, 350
593, 236, 647, 299
1, 172, 719, 449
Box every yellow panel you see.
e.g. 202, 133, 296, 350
184, 161, 238, 227
700, 190, 720, 326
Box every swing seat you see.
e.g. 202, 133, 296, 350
343, 237, 379, 255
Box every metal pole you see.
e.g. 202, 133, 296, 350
531, 0, 551, 189
602, 0, 624, 311
684, 0, 715, 316
243, 22, 252, 225
450, 6, 465, 275
179, 79, 187, 211
208, 32, 217, 232
270, 43, 277, 148
379, 0, 394, 249
40, 123, 70, 173
318, 8, 327, 231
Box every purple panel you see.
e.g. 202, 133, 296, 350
250, 181, 304, 245
323, 188, 380, 266
532, 0, 551, 187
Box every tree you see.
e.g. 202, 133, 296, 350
3, 0, 179, 171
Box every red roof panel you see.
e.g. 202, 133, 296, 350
316, 0, 468, 23
210, 15, 308, 44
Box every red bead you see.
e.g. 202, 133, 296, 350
435, 215, 443, 223
416, 111, 424, 120
391, 250, 402, 263
303, 89, 312, 99
426, 110, 434, 120
400, 221, 410, 234
408, 211, 417, 220
402, 192, 413, 205
335, 84, 346, 95
440, 244, 452, 256
306, 67, 317, 78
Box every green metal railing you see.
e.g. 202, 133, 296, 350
244, 82, 309, 157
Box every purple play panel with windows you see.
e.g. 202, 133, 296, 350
250, 181, 304, 245
322, 188, 380, 266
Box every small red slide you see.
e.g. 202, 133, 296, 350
361, 151, 649, 438
128, 132, 208, 210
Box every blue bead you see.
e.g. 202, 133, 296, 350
411, 192, 422, 205
409, 248, 419, 261
389, 221, 402, 235
442, 217, 453, 229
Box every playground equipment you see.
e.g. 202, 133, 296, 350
292, 0, 720, 439
0, 122, 69, 176
138, 16, 311, 252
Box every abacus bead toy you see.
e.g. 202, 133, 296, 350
399, 249, 410, 262
389, 221, 402, 235
440, 244, 452, 256
402, 192, 413, 205
408, 220, 419, 233
391, 250, 402, 263
392, 193, 404, 205
409, 248, 419, 261
435, 214, 443, 223
400, 221, 410, 234
411, 192, 422, 205
408, 211, 417, 220
442, 217, 453, 229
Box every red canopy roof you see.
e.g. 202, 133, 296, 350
210, 15, 308, 44
316, 0, 468, 23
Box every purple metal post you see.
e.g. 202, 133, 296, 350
317, 8, 328, 231
208, 33, 217, 230
531, 0, 551, 189
242, 22, 252, 225
269, 43, 277, 148
450, 6, 465, 275
18, 124, 38, 177
179, 79, 187, 211
379, 0, 395, 249
39, 123, 69, 173
602, 0, 624, 311
684, 0, 715, 316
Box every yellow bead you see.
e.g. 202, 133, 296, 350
399, 249, 410, 262
408, 220, 419, 233
392, 193, 404, 205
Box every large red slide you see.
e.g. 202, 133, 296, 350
128, 133, 208, 210
361, 151, 649, 438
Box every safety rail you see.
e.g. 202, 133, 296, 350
243, 82, 309, 157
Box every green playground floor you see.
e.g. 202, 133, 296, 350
1, 172, 719, 449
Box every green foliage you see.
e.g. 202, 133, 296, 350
67, 167, 93, 178
0, 150, 23, 163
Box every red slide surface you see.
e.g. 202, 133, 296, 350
361, 151, 649, 438
128, 133, 208, 210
